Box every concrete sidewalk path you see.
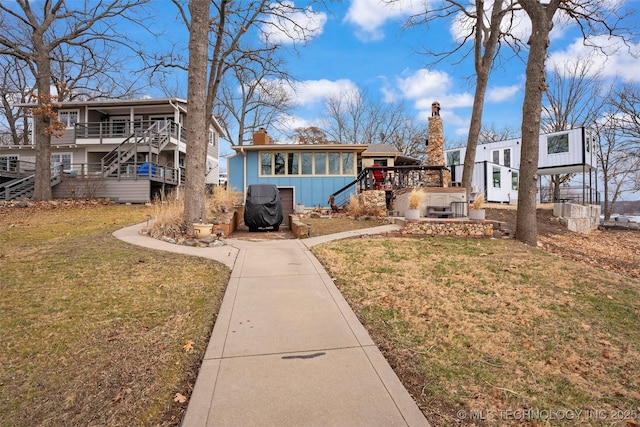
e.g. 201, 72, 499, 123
114, 223, 429, 426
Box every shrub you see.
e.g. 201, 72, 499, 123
148, 193, 186, 239
408, 188, 423, 210
147, 187, 242, 238
206, 186, 243, 217
471, 194, 484, 210
346, 194, 366, 217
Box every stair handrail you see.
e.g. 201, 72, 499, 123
100, 121, 167, 176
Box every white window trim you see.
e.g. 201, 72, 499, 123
259, 150, 357, 177
58, 109, 79, 129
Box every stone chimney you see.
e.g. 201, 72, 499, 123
253, 128, 270, 145
424, 101, 451, 187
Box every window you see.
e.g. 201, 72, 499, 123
492, 166, 501, 188
51, 153, 71, 171
259, 150, 356, 176
504, 148, 511, 167
342, 152, 354, 174
58, 110, 78, 128
328, 152, 340, 175
261, 152, 272, 175
274, 153, 285, 175
446, 150, 460, 166
0, 156, 18, 172
314, 153, 326, 175
547, 133, 569, 154
585, 134, 590, 152
301, 153, 313, 175
288, 153, 299, 175
492, 150, 500, 164
209, 130, 216, 146
512, 172, 518, 190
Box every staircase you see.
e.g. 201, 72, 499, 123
101, 122, 171, 177
328, 164, 452, 210
0, 175, 35, 200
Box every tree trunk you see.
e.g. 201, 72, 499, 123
183, 0, 210, 231
462, 67, 490, 195
603, 176, 610, 220
552, 174, 560, 201
461, 0, 507, 197
516, 1, 558, 246
32, 34, 53, 201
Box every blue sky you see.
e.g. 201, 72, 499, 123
145, 0, 640, 157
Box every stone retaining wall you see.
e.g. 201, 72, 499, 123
359, 190, 387, 216
289, 214, 311, 238
401, 220, 494, 237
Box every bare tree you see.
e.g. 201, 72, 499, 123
0, 0, 151, 200
320, 87, 429, 159
594, 112, 640, 219
49, 43, 148, 102
478, 122, 519, 144
293, 126, 333, 144
515, 0, 631, 246
0, 57, 31, 146
322, 89, 407, 144
597, 82, 640, 219
170, 0, 325, 224
407, 0, 522, 197
613, 82, 640, 142
216, 50, 295, 146
541, 57, 603, 202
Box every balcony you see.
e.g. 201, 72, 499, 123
74, 120, 185, 144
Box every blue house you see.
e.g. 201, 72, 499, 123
227, 130, 418, 217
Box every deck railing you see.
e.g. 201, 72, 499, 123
330, 164, 450, 208
74, 120, 185, 144
56, 162, 181, 185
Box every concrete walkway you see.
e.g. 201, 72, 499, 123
113, 223, 430, 427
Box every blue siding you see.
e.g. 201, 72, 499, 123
230, 151, 357, 207
228, 154, 245, 193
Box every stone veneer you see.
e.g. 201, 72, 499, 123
425, 114, 451, 187
358, 190, 387, 216
401, 220, 494, 238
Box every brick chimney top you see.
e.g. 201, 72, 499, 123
253, 128, 270, 145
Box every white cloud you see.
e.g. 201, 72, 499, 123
344, 0, 428, 42
277, 113, 313, 130
547, 35, 640, 82
261, 2, 327, 44
291, 79, 359, 106
395, 68, 474, 110
486, 84, 521, 102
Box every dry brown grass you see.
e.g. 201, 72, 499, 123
147, 187, 243, 238
149, 194, 186, 239
409, 187, 423, 210
0, 203, 230, 426
312, 236, 640, 426
205, 186, 242, 218
345, 193, 366, 217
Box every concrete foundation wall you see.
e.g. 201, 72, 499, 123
553, 203, 600, 233
394, 188, 467, 217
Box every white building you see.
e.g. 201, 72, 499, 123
445, 128, 598, 204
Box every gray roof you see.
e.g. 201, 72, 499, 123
362, 144, 401, 155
